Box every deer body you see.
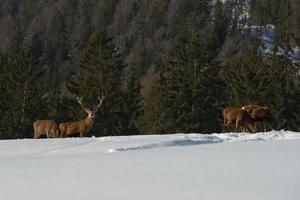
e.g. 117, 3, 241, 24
60, 118, 94, 138
236, 109, 256, 133
59, 96, 104, 138
241, 104, 261, 114
251, 106, 275, 132
33, 120, 58, 139
222, 107, 241, 133
242, 104, 275, 132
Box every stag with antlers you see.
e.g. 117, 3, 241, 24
59, 96, 105, 138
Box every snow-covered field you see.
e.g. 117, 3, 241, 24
1, 131, 300, 200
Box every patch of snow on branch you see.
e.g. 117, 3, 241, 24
243, 24, 300, 65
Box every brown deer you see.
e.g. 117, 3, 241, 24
251, 106, 275, 132
59, 96, 105, 138
241, 104, 261, 114
222, 107, 241, 132
33, 120, 58, 139
236, 109, 256, 133
242, 104, 275, 132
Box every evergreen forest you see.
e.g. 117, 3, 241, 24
0, 0, 300, 138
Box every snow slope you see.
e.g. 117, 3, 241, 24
0, 131, 300, 200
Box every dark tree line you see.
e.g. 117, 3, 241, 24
0, 0, 300, 138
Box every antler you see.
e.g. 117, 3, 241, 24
76, 96, 88, 110
95, 96, 105, 111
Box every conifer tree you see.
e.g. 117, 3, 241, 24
0, 55, 9, 126
137, 72, 169, 134
68, 31, 125, 136
0, 49, 47, 139
267, 55, 300, 131
123, 66, 143, 135
155, 29, 226, 133
212, 0, 230, 49
221, 49, 270, 106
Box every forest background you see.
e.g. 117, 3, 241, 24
0, 0, 299, 138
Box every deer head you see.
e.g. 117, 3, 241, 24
76, 96, 105, 120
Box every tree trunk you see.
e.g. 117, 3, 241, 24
21, 79, 28, 125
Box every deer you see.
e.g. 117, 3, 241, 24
59, 96, 105, 138
241, 104, 261, 114
33, 120, 58, 139
222, 107, 241, 133
242, 104, 276, 132
251, 106, 276, 132
236, 109, 256, 133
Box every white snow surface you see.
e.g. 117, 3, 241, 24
1, 131, 300, 200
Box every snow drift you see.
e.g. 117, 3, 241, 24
0, 131, 300, 200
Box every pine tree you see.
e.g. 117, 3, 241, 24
154, 29, 226, 133
67, 31, 125, 136
137, 71, 170, 134
212, 0, 230, 49
123, 66, 143, 135
30, 33, 44, 63
0, 49, 47, 139
42, 13, 70, 90
0, 55, 9, 127
221, 49, 271, 106
267, 55, 300, 131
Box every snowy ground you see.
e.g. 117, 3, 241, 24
1, 131, 300, 200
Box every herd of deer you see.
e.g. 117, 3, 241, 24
223, 104, 276, 133
33, 96, 105, 139
33, 98, 274, 139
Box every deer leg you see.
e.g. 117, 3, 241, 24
247, 124, 255, 133
222, 118, 228, 133
223, 120, 231, 133
244, 124, 251, 133
244, 125, 249, 133
34, 131, 38, 139
267, 122, 273, 131
235, 121, 240, 133
245, 125, 249, 133
222, 125, 228, 133
242, 125, 246, 132
238, 123, 242, 133
224, 120, 233, 133
60, 127, 65, 138
80, 132, 83, 138
254, 122, 258, 132
224, 124, 228, 133
263, 121, 267, 132
244, 125, 248, 133
253, 123, 257, 133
